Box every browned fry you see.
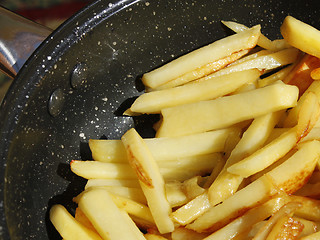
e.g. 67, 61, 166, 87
154, 50, 249, 90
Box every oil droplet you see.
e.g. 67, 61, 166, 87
48, 88, 65, 117
70, 63, 88, 89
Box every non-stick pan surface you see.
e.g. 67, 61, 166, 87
1, 0, 320, 239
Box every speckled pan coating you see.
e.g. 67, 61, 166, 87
0, 0, 320, 239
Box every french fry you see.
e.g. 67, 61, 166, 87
188, 175, 276, 232
78, 188, 146, 240
165, 181, 188, 208
257, 64, 295, 88
154, 50, 249, 90
71, 157, 220, 182
183, 176, 206, 200
221, 20, 291, 51
144, 233, 168, 240
157, 153, 223, 171
196, 48, 299, 81
295, 182, 320, 198
293, 217, 320, 238
49, 204, 103, 240
121, 128, 174, 234
142, 25, 261, 89
265, 216, 304, 240
208, 111, 284, 205
89, 127, 238, 162
130, 69, 261, 114
187, 140, 320, 233
202, 158, 225, 188
283, 54, 320, 96
281, 16, 320, 59
289, 195, 320, 222
296, 91, 320, 141
299, 231, 320, 240
311, 67, 320, 80
282, 81, 320, 128
85, 178, 140, 189
51, 17, 320, 239
171, 191, 211, 225
202, 195, 291, 240
171, 227, 209, 240
172, 112, 284, 225
227, 127, 297, 178
74, 186, 147, 205
75, 207, 99, 235
252, 202, 302, 240
70, 160, 136, 179
156, 83, 298, 137
109, 193, 155, 226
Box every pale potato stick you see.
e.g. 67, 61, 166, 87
183, 176, 206, 200
187, 140, 320, 232
258, 64, 295, 88
154, 50, 249, 90
227, 127, 297, 178
281, 16, 320, 59
208, 111, 283, 205
75, 207, 98, 235
249, 150, 296, 182
247, 221, 269, 239
221, 20, 291, 51
227, 49, 272, 67
77, 191, 154, 226
202, 196, 291, 240
161, 164, 215, 182
157, 152, 223, 170
165, 181, 188, 208
71, 158, 220, 182
50, 204, 103, 240
141, 25, 261, 89
109, 193, 155, 225
192, 48, 299, 82
144, 233, 168, 240
70, 160, 137, 179
85, 178, 140, 189
130, 69, 261, 114
290, 195, 320, 222
89, 139, 127, 162
78, 188, 146, 240
90, 128, 237, 162
156, 83, 298, 137
222, 127, 242, 160
171, 227, 209, 240
171, 191, 211, 225
252, 202, 302, 240
297, 92, 320, 141
202, 158, 225, 188
299, 230, 320, 240
74, 186, 147, 205
121, 128, 174, 234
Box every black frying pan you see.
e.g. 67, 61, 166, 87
1, 0, 320, 239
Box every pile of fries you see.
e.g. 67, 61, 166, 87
50, 16, 320, 239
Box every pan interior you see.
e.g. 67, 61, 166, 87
0, 0, 320, 239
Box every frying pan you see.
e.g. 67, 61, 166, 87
0, 0, 320, 239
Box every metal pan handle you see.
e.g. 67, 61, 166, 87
0, 7, 52, 78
